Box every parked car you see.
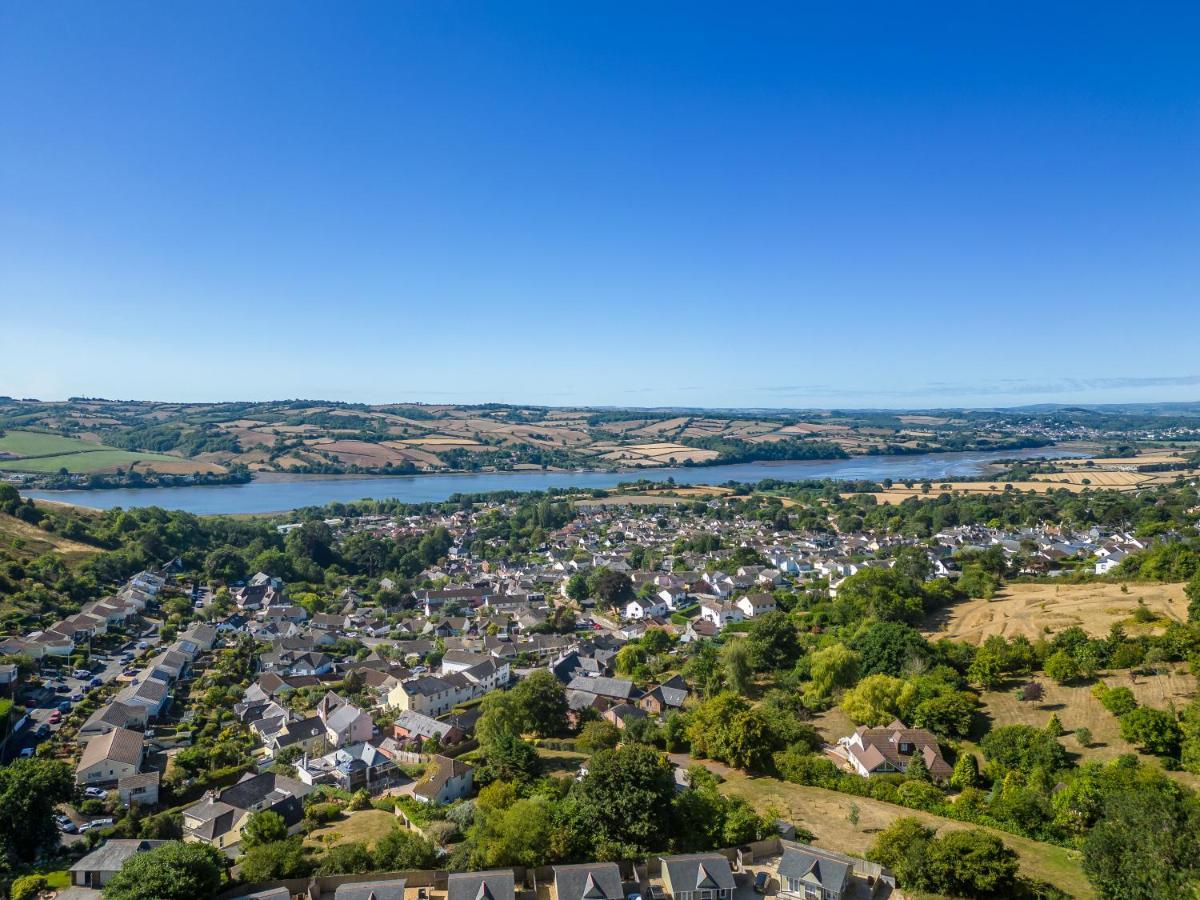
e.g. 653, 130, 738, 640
136, 641, 149, 649
36, 723, 51, 737
55, 683, 71, 694
83, 787, 108, 798
57, 700, 72, 712
48, 710, 62, 724
55, 815, 77, 834
69, 692, 83, 702
72, 669, 91, 679
19, 747, 34, 758
88, 677, 103, 687
754, 873, 770, 894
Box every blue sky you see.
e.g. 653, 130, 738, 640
1, 2, 1197, 409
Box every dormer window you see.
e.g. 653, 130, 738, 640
899, 742, 912, 754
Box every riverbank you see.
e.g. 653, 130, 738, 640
20, 446, 1088, 515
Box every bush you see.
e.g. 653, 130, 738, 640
306, 802, 344, 824
1093, 684, 1138, 716
11, 875, 48, 900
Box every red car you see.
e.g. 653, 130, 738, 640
48, 711, 62, 724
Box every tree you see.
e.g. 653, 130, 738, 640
477, 733, 542, 785
867, 817, 935, 888
745, 611, 801, 671
1075, 727, 1093, 748
1083, 783, 1200, 899
1045, 713, 1066, 738
317, 841, 375, 875
565, 573, 590, 603
0, 757, 75, 866
511, 669, 569, 738
950, 753, 980, 789
1186, 570, 1200, 623
237, 837, 313, 882
102, 841, 224, 900
373, 826, 437, 870
577, 719, 622, 754
805, 644, 861, 703
591, 569, 633, 606
575, 744, 676, 854
1119, 707, 1183, 757
1019, 680, 1045, 704
203, 547, 246, 583
720, 639, 754, 694
1045, 650, 1081, 685
905, 754, 930, 782
980, 725, 1069, 776
476, 691, 528, 747
841, 674, 906, 726
912, 692, 976, 738
240, 809, 288, 850
850, 621, 931, 677
923, 829, 1019, 897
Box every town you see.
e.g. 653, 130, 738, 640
2, 467, 1199, 900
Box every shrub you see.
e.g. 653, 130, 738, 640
11, 875, 48, 900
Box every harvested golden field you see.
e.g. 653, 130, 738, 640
1059, 453, 1188, 468
926, 582, 1189, 644
1031, 471, 1155, 487
306, 439, 419, 467
125, 458, 227, 475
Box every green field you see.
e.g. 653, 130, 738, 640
0, 429, 181, 473
0, 430, 102, 457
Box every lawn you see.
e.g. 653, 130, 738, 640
715, 769, 1094, 899
305, 809, 401, 848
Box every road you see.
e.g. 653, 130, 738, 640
3, 622, 164, 762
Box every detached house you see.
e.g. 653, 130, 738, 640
77, 727, 144, 786
776, 841, 896, 900
839, 719, 952, 781
735, 593, 776, 618
658, 854, 736, 900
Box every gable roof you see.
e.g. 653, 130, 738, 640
554, 863, 623, 900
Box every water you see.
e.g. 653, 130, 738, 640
19, 447, 1086, 515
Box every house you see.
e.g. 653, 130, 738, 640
639, 675, 689, 716
603, 703, 646, 729
698, 601, 743, 629
446, 870, 515, 900
735, 593, 776, 618
78, 701, 149, 741
554, 863, 623, 900
625, 597, 668, 620
776, 841, 896, 900
320, 699, 374, 748
69, 839, 167, 888
297, 742, 398, 792
412, 755, 474, 804
183, 772, 314, 849
388, 673, 474, 717
839, 720, 952, 781
565, 675, 642, 704
77, 727, 144, 786
392, 710, 465, 748
118, 771, 161, 808
659, 854, 736, 900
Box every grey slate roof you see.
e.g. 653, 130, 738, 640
778, 844, 851, 893
447, 870, 516, 900
70, 839, 166, 875
334, 879, 407, 900
660, 854, 735, 896
554, 863, 623, 900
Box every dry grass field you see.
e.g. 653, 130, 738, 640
926, 582, 1189, 644
0, 512, 100, 565
304, 809, 400, 848
714, 769, 1092, 897
973, 670, 1199, 789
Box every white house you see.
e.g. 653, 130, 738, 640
625, 597, 668, 620
735, 593, 776, 618
699, 601, 744, 629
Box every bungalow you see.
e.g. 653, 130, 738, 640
392, 710, 464, 748
698, 601, 743, 629
625, 597, 668, 621
639, 675, 689, 716
70, 840, 167, 889
118, 771, 161, 808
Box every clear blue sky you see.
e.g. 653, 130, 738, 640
2, 2, 1197, 409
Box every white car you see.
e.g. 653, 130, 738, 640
84, 786, 108, 798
